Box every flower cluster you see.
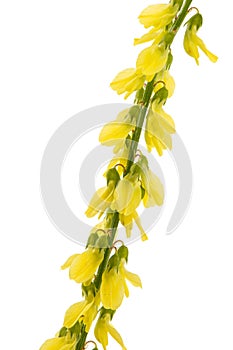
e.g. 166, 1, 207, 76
40, 244, 140, 350
40, 1, 217, 350
85, 149, 164, 241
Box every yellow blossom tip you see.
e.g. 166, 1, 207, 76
141, 233, 149, 241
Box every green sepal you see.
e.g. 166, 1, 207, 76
99, 307, 116, 320
185, 13, 203, 30
129, 163, 142, 178
58, 326, 67, 337
134, 88, 144, 104
163, 32, 174, 47
105, 210, 114, 228
138, 155, 149, 170
86, 232, 99, 248
107, 253, 120, 271
141, 186, 145, 199
172, 0, 184, 10
118, 245, 129, 263
96, 235, 110, 249
82, 282, 96, 298
106, 168, 120, 186
128, 105, 140, 122
151, 86, 168, 105
69, 321, 81, 338
166, 51, 173, 70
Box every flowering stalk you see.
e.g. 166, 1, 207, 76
39, 1, 217, 349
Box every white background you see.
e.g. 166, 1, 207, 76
1, 0, 233, 349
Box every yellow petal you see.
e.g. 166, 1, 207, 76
123, 278, 129, 297
83, 295, 100, 332
194, 34, 218, 63
107, 323, 127, 350
99, 122, 134, 144
94, 318, 108, 350
85, 182, 115, 218
124, 182, 142, 216
157, 108, 176, 133
69, 249, 104, 283
134, 28, 164, 46
124, 268, 142, 288
139, 4, 177, 29
63, 300, 88, 328
101, 268, 125, 310
133, 211, 148, 241
145, 129, 153, 152
119, 213, 133, 238
110, 68, 145, 97
184, 29, 199, 65
61, 254, 79, 270
136, 44, 168, 76
153, 137, 165, 156
39, 337, 66, 350
111, 179, 134, 214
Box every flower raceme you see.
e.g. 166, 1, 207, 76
183, 13, 218, 65
110, 1, 180, 99
39, 2, 218, 350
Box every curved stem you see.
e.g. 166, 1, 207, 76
76, 0, 193, 347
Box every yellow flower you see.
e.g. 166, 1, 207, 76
183, 13, 218, 65
85, 181, 115, 218
110, 68, 145, 99
63, 299, 92, 328
145, 103, 176, 156
141, 168, 164, 207
94, 313, 127, 350
100, 267, 125, 310
138, 3, 178, 29
61, 248, 104, 284
39, 334, 76, 350
82, 293, 101, 332
134, 28, 165, 46
63, 293, 100, 332
136, 43, 169, 77
100, 259, 142, 310
99, 108, 135, 145
111, 178, 142, 216
154, 70, 175, 98
105, 145, 128, 177
119, 211, 148, 241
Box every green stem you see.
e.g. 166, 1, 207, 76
77, 0, 193, 346
124, 78, 156, 175
75, 327, 87, 350
172, 0, 193, 35
94, 212, 119, 290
